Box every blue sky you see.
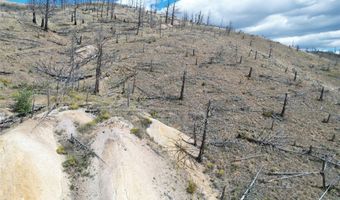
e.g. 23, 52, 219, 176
140, 0, 340, 52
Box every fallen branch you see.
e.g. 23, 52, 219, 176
0, 71, 13, 75
265, 172, 319, 183
319, 176, 340, 200
240, 166, 263, 200
233, 154, 265, 162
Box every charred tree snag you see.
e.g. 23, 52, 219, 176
179, 70, 187, 100
247, 67, 253, 79
321, 159, 327, 189
322, 114, 331, 123
294, 71, 297, 81
319, 86, 325, 101
280, 93, 288, 117
196, 100, 211, 163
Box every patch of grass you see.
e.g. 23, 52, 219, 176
206, 162, 214, 170
141, 117, 152, 128
130, 128, 143, 138
216, 169, 225, 178
56, 145, 67, 155
186, 180, 197, 194
69, 102, 80, 110
0, 78, 11, 87
77, 121, 96, 133
62, 155, 78, 168
95, 110, 110, 123
69, 90, 84, 101
262, 110, 274, 118
150, 110, 157, 118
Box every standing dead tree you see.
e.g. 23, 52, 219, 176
179, 70, 187, 100
280, 93, 288, 117
196, 100, 211, 163
165, 0, 170, 24
28, 0, 37, 24
319, 86, 325, 101
136, 1, 144, 35
94, 29, 104, 94
171, 0, 177, 26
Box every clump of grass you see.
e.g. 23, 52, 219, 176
13, 89, 33, 116
0, 78, 11, 87
62, 155, 78, 168
95, 110, 110, 123
186, 180, 197, 194
69, 102, 80, 110
130, 128, 143, 138
216, 169, 225, 178
56, 145, 67, 155
262, 110, 274, 118
69, 90, 84, 101
206, 162, 214, 170
150, 110, 157, 118
141, 117, 152, 128
77, 121, 96, 133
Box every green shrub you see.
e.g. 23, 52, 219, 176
186, 180, 197, 194
56, 146, 67, 155
62, 155, 78, 168
216, 169, 225, 178
13, 89, 33, 115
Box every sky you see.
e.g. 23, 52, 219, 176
121, 0, 340, 52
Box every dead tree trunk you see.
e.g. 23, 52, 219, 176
179, 70, 187, 100
43, 0, 50, 31
196, 100, 211, 163
94, 35, 103, 95
280, 93, 288, 117
321, 159, 327, 189
294, 71, 297, 81
319, 86, 325, 101
165, 0, 170, 24
247, 67, 253, 78
171, 1, 176, 26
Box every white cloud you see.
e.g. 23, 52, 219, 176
172, 0, 340, 49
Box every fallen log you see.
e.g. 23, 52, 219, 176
0, 71, 13, 75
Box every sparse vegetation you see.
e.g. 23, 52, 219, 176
186, 180, 197, 194
56, 145, 67, 155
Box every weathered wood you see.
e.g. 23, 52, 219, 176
240, 166, 263, 200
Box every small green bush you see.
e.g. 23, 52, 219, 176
216, 169, 225, 178
56, 145, 67, 155
62, 155, 78, 168
186, 180, 197, 194
13, 89, 33, 115
130, 128, 140, 135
